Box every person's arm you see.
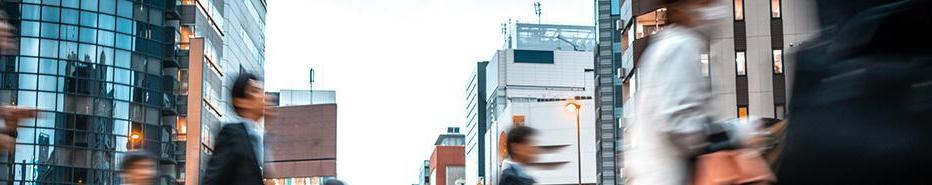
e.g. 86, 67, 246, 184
203, 125, 244, 185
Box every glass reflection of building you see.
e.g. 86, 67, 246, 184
0, 0, 177, 184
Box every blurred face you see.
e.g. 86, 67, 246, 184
234, 80, 274, 119
512, 137, 539, 163
122, 160, 156, 185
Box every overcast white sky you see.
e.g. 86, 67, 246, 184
265, 0, 592, 184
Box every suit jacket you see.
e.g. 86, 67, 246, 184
203, 123, 264, 185
499, 166, 535, 185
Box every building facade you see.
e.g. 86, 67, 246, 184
0, 0, 180, 184
171, 0, 266, 184
463, 61, 487, 185
267, 89, 336, 106
429, 127, 465, 185
263, 104, 338, 185
593, 0, 624, 184
601, 0, 819, 183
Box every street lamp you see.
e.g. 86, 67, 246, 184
564, 101, 582, 185
130, 133, 141, 150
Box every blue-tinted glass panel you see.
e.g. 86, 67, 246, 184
41, 6, 61, 22
115, 33, 132, 50
22, 5, 41, 20
37, 92, 56, 110
81, 0, 99, 11
99, 14, 116, 30
63, 0, 79, 8
40, 39, 59, 58
38, 75, 56, 91
116, 17, 133, 34
43, 0, 61, 6
40, 23, 59, 39
115, 49, 130, 68
98, 30, 114, 46
21, 21, 40, 37
100, 0, 116, 14
20, 38, 40, 56
59, 41, 78, 59
99, 47, 114, 66
81, 11, 98, 27
117, 0, 133, 18
61, 25, 79, 41
19, 74, 38, 90
19, 57, 39, 73
79, 44, 97, 63
62, 9, 79, 24
514, 50, 554, 64
39, 59, 57, 75
79, 27, 97, 43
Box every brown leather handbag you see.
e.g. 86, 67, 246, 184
692, 149, 777, 185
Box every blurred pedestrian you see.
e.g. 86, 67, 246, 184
777, 0, 932, 184
203, 73, 275, 185
119, 151, 158, 185
623, 0, 764, 184
0, 106, 37, 151
498, 126, 538, 185
324, 179, 345, 185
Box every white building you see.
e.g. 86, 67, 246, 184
482, 48, 597, 185
268, 89, 337, 106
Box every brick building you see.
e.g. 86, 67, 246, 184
264, 104, 338, 185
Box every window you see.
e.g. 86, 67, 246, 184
738, 106, 748, 119
771, 0, 782, 18
736, 51, 747, 76
775, 104, 786, 119
734, 0, 744, 20
635, 8, 668, 39
773, 49, 784, 74
700, 54, 710, 77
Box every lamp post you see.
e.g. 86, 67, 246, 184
130, 133, 141, 150
564, 101, 582, 185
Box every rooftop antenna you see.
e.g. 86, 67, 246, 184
308, 68, 315, 104
534, 1, 542, 25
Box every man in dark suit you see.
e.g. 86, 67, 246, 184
204, 73, 274, 185
499, 126, 538, 185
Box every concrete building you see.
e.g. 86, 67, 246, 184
417, 160, 431, 185
481, 23, 598, 185
267, 89, 337, 106
429, 127, 465, 185
464, 61, 488, 185
171, 0, 267, 184
263, 104, 338, 185
595, 0, 818, 183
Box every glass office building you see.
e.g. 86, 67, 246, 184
0, 0, 177, 184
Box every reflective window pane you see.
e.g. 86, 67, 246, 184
17, 90, 38, 106
98, 30, 115, 47
38, 75, 57, 91
22, 5, 41, 20
62, 9, 79, 24
37, 92, 56, 110
40, 39, 60, 58
20, 38, 40, 56
59, 41, 78, 59
39, 59, 57, 75
117, 0, 133, 18
773, 49, 784, 74
40, 23, 59, 39
81, 0, 99, 11
116, 17, 133, 34
61, 25, 79, 41
81, 11, 98, 27
62, 0, 79, 8
41, 6, 60, 22
99, 14, 116, 31
100, 0, 116, 14
79, 44, 97, 64
19, 57, 39, 73
79, 27, 97, 44
115, 49, 131, 68
19, 74, 38, 90
21, 21, 40, 37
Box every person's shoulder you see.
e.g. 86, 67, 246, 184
219, 122, 248, 135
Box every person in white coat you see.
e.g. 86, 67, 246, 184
623, 0, 758, 185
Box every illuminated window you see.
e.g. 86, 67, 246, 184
176, 116, 188, 141
738, 106, 749, 119
179, 26, 193, 49
773, 49, 784, 74
734, 0, 744, 20
771, 0, 782, 18
736, 51, 747, 76
775, 104, 786, 119
700, 54, 710, 77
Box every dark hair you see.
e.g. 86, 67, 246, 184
506, 125, 537, 157
324, 179, 345, 185
231, 72, 260, 112
120, 151, 157, 172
